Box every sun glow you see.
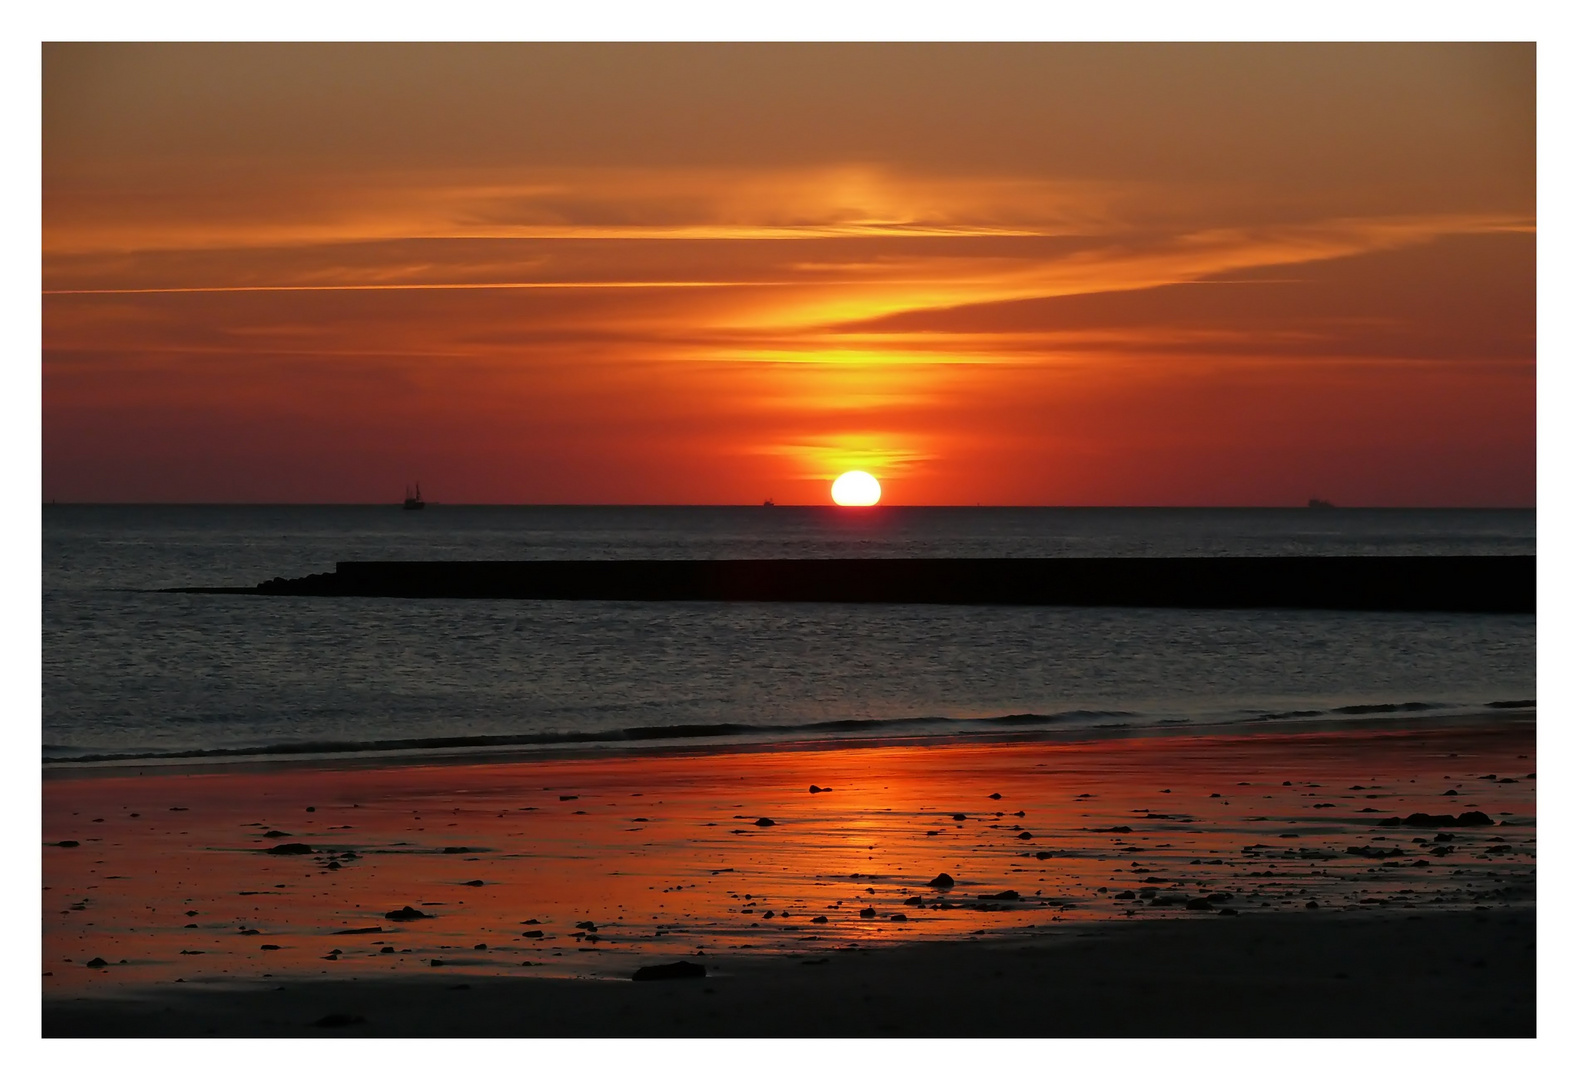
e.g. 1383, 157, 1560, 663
831, 470, 882, 506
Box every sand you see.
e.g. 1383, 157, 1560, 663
42, 718, 1536, 1037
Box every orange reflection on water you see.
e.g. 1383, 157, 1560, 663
44, 728, 1535, 995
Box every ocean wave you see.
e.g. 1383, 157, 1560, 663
40, 710, 1139, 764
40, 699, 1530, 766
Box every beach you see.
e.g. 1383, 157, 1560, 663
43, 717, 1535, 1037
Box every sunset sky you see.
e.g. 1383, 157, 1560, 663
42, 43, 1534, 506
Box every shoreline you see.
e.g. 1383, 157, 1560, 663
44, 717, 1535, 1037
42, 705, 1534, 779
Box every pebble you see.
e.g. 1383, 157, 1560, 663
385, 905, 431, 921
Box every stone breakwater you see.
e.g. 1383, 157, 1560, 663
207, 555, 1535, 612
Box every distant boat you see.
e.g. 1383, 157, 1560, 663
1308, 498, 1335, 510
763, 498, 775, 507
403, 483, 426, 510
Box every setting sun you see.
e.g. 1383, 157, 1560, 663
831, 470, 881, 506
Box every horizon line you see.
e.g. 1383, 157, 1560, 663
40, 501, 1536, 511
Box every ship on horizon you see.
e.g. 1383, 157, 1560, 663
403, 483, 426, 510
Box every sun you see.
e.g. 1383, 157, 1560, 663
831, 470, 882, 506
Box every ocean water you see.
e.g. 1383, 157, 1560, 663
42, 506, 1535, 764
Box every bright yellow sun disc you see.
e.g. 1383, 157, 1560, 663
831, 471, 881, 506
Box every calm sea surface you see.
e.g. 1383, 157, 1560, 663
42, 506, 1535, 764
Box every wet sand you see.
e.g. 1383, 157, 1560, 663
43, 719, 1535, 1036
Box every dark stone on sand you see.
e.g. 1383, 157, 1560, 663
85, 957, 107, 968
239, 928, 260, 936
928, 873, 955, 889
891, 913, 908, 921
1096, 825, 1133, 833
311, 1014, 365, 1028
1442, 790, 1459, 796
575, 921, 598, 931
1307, 900, 1320, 909
385, 906, 430, 921
1017, 831, 1033, 840
326, 861, 342, 870
1456, 811, 1495, 826
380, 946, 395, 953
1185, 898, 1214, 910
261, 944, 281, 950
474, 943, 488, 950
267, 843, 314, 855
632, 960, 706, 982
306, 806, 315, 812
952, 814, 967, 821
263, 830, 290, 838
333, 927, 384, 935
53, 840, 79, 848
755, 818, 776, 827
977, 890, 1020, 901
559, 795, 579, 801
429, 959, 445, 967
809, 785, 823, 793
442, 846, 472, 854
811, 915, 828, 923
903, 895, 926, 906
463, 879, 484, 887
1035, 851, 1053, 860
522, 930, 544, 938
988, 793, 1002, 800
860, 907, 877, 918
1346, 846, 1406, 858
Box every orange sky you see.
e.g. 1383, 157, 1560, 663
42, 43, 1535, 505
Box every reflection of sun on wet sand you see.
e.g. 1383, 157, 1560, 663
43, 720, 1534, 1036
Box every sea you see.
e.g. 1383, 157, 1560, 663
42, 506, 1535, 766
